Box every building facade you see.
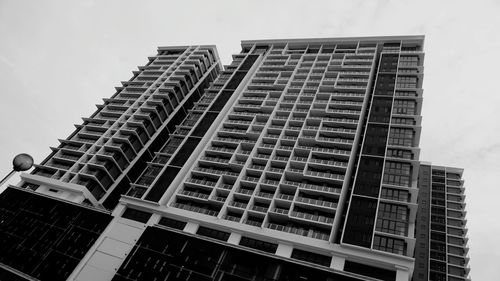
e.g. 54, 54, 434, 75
0, 36, 469, 281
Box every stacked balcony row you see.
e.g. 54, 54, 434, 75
169, 45, 374, 242
29, 47, 218, 208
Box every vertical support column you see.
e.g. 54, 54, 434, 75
227, 232, 242, 245
68, 217, 147, 281
275, 243, 293, 258
395, 266, 410, 281
183, 221, 199, 234
330, 254, 346, 271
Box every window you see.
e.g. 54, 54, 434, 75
388, 128, 414, 147
378, 203, 408, 220
158, 217, 186, 230
122, 208, 152, 223
383, 161, 411, 187
376, 218, 407, 235
399, 56, 419, 67
386, 148, 413, 159
380, 187, 409, 202
396, 76, 417, 88
429, 261, 446, 273
239, 237, 278, 253
291, 249, 331, 267
373, 235, 406, 255
22, 182, 40, 190
196, 226, 230, 241
393, 100, 416, 115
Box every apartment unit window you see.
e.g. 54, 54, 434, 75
239, 237, 278, 253
395, 91, 417, 97
376, 218, 407, 236
396, 76, 417, 89
381, 187, 409, 202
430, 261, 446, 273
377, 200, 409, 236
388, 128, 414, 147
429, 272, 446, 281
373, 235, 406, 255
158, 217, 187, 230
291, 249, 331, 267
383, 161, 411, 186
391, 117, 415, 125
122, 208, 152, 223
386, 148, 413, 159
343, 261, 396, 281
393, 100, 416, 115
21, 182, 40, 190
196, 226, 230, 241
378, 203, 408, 220
399, 56, 419, 66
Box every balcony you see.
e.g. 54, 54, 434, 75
290, 211, 334, 224
296, 197, 338, 209
230, 201, 248, 209
178, 189, 210, 200
185, 178, 217, 187
171, 202, 218, 216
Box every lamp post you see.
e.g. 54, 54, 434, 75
0, 153, 34, 188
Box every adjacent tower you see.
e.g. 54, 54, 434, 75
413, 164, 470, 281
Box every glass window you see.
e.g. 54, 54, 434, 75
373, 235, 406, 255
388, 128, 414, 147
383, 161, 411, 187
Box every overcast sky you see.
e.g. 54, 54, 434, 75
1, 0, 498, 279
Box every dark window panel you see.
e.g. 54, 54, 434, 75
113, 226, 365, 281
239, 237, 278, 253
196, 226, 230, 241
362, 124, 389, 156
290, 249, 331, 267
169, 137, 201, 167
145, 166, 181, 202
344, 260, 396, 281
122, 208, 152, 223
158, 217, 187, 230
369, 96, 393, 124
353, 156, 384, 197
191, 112, 218, 137
209, 90, 234, 112
343, 196, 378, 248
0, 188, 111, 281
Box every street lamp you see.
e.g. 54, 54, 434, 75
0, 153, 34, 188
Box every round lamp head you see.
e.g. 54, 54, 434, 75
12, 153, 34, 172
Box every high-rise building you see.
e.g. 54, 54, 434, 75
0, 36, 470, 281
413, 164, 470, 281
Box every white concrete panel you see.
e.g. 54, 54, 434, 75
275, 243, 293, 258
98, 237, 133, 258
87, 251, 123, 272
396, 266, 410, 281
75, 264, 115, 281
330, 255, 346, 270
184, 221, 199, 234
106, 220, 144, 243
227, 233, 242, 245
